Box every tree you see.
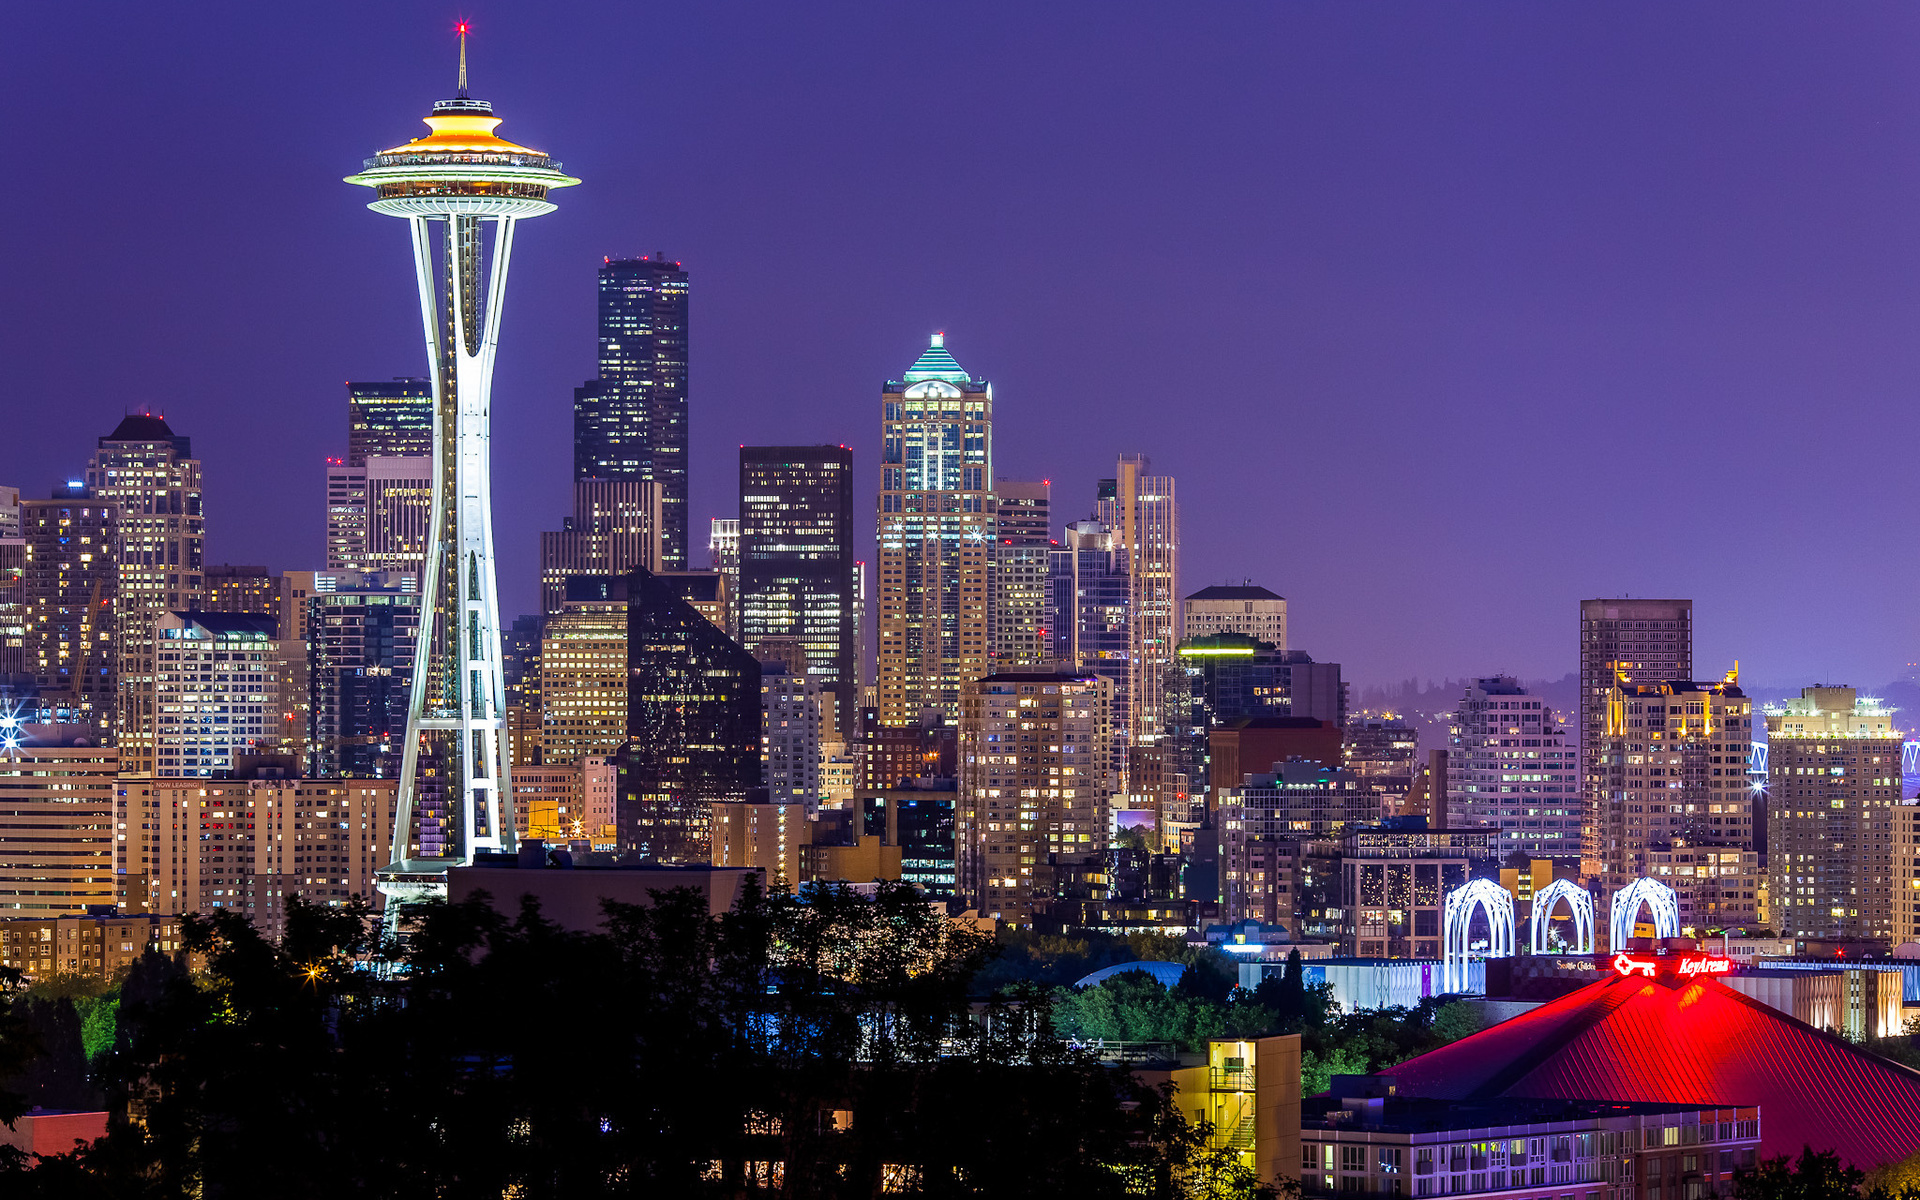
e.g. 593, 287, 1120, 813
1733, 1146, 1863, 1200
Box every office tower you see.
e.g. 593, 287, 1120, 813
500, 613, 543, 766
861, 784, 956, 897
1596, 676, 1760, 935
538, 479, 661, 616
538, 588, 629, 768
324, 460, 367, 569
19, 493, 118, 730
1164, 634, 1344, 815
87, 414, 205, 753
346, 379, 434, 464
1344, 719, 1419, 815
610, 569, 761, 862
307, 584, 419, 778
134, 612, 279, 777
121, 776, 396, 937
876, 333, 994, 727
1185, 583, 1286, 648
574, 254, 690, 569
739, 446, 856, 705
956, 668, 1113, 922
346, 46, 578, 914
1096, 456, 1179, 788
759, 657, 822, 810
0, 732, 117, 915
991, 480, 1051, 669
1766, 686, 1903, 948
654, 569, 731, 634
851, 560, 868, 688
202, 565, 304, 766
1446, 677, 1581, 858
1580, 599, 1692, 867
709, 518, 740, 637
0, 536, 24, 677
1048, 518, 1129, 767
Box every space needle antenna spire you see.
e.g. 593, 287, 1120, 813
346, 33, 579, 938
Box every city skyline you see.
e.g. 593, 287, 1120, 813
6, 6, 1920, 691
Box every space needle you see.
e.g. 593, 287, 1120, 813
346, 27, 578, 930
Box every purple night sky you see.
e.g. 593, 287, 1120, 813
4, 2, 1918, 691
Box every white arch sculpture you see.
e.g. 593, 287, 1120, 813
1609, 876, 1680, 951
1442, 878, 1515, 994
1529, 878, 1595, 955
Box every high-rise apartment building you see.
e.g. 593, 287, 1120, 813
19, 493, 118, 728
1185, 583, 1286, 649
956, 669, 1113, 923
0, 485, 19, 538
1766, 686, 1903, 949
121, 776, 395, 938
538, 479, 661, 616
0, 734, 117, 916
609, 569, 761, 862
759, 658, 822, 810
1596, 677, 1760, 934
1580, 599, 1692, 867
1446, 677, 1582, 858
1216, 761, 1374, 932
575, 255, 690, 569
538, 588, 630, 768
1098, 456, 1179, 788
1344, 719, 1420, 815
138, 612, 280, 777
876, 334, 994, 727
991, 480, 1051, 669
88, 415, 205, 751
346, 379, 434, 465
307, 584, 419, 778
202, 565, 303, 766
739, 446, 855, 701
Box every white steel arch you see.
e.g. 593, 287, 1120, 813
1529, 878, 1595, 955
1609, 877, 1681, 950
1443, 878, 1515, 994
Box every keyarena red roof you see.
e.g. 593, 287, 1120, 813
1385, 972, 1920, 1170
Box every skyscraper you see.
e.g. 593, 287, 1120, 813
1766, 686, 1902, 948
346, 379, 434, 465
1596, 676, 1760, 934
307, 584, 419, 779
991, 480, 1051, 669
537, 589, 629, 768
538, 479, 661, 615
345, 37, 578, 912
738, 445, 855, 700
1446, 676, 1581, 859
1185, 583, 1286, 648
1097, 456, 1179, 798
708, 518, 740, 637
87, 414, 204, 756
1580, 598, 1692, 868
575, 255, 690, 569
957, 668, 1113, 922
19, 492, 117, 727
140, 612, 279, 777
609, 569, 761, 862
876, 333, 994, 727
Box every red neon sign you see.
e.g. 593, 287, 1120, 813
1612, 952, 1656, 978
1611, 952, 1732, 979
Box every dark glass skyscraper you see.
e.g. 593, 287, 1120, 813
574, 256, 690, 569
738, 445, 854, 700
346, 379, 434, 466
603, 568, 760, 862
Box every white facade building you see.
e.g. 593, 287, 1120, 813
1447, 676, 1581, 857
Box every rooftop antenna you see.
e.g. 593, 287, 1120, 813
457, 21, 470, 96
